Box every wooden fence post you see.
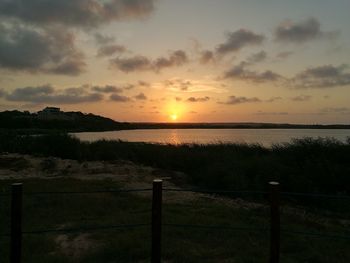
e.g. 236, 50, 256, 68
11, 183, 23, 263
269, 181, 280, 263
152, 179, 163, 263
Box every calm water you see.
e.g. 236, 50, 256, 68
72, 129, 350, 146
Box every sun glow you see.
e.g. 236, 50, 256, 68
170, 113, 178, 121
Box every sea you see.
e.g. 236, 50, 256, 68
72, 129, 350, 146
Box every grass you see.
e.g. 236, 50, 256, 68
1, 132, 350, 196
0, 178, 349, 262
1, 131, 350, 261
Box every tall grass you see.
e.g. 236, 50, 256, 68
1, 131, 350, 195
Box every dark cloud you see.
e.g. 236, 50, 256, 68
92, 85, 123, 93
110, 55, 152, 73
186, 96, 210, 102
110, 94, 131, 102
138, 80, 150, 87
0, 89, 5, 97
274, 17, 336, 43
0, 0, 157, 28
266, 97, 283, 102
0, 24, 85, 75
291, 64, 350, 88
291, 95, 312, 102
5, 84, 103, 104
199, 50, 215, 64
223, 63, 282, 83
94, 33, 115, 45
97, 44, 127, 57
164, 79, 193, 91
276, 51, 293, 59
319, 107, 350, 114
219, 96, 261, 105
110, 50, 189, 73
124, 84, 135, 90
255, 111, 288, 115
134, 92, 147, 100
246, 51, 267, 64
216, 29, 265, 55
175, 97, 182, 101
154, 50, 188, 72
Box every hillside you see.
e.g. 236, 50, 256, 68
0, 108, 131, 132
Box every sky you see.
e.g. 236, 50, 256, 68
0, 0, 350, 124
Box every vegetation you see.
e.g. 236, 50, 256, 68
0, 110, 130, 132
0, 178, 349, 263
1, 110, 350, 133
1, 131, 350, 197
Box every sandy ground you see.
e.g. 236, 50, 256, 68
0, 152, 185, 187
1, 153, 348, 261
0, 152, 209, 204
0, 152, 266, 206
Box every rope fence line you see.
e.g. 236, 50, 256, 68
3, 181, 350, 263
0, 223, 150, 237
163, 223, 268, 232
2, 223, 349, 241
281, 229, 350, 241
0, 188, 349, 199
23, 188, 153, 196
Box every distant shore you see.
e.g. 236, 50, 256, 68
1, 109, 350, 133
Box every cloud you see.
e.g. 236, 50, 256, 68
110, 55, 152, 73
246, 51, 267, 64
223, 63, 282, 83
110, 50, 189, 73
134, 92, 147, 100
319, 107, 350, 114
91, 85, 123, 93
219, 95, 261, 105
160, 78, 226, 93
274, 17, 337, 44
124, 84, 136, 90
138, 81, 150, 87
0, 0, 157, 28
153, 50, 188, 72
0, 89, 5, 97
216, 29, 265, 55
186, 96, 210, 102
291, 64, 350, 88
255, 111, 288, 115
266, 96, 283, 102
276, 51, 293, 59
175, 97, 182, 101
199, 50, 215, 64
110, 94, 131, 102
164, 79, 192, 91
0, 24, 85, 75
94, 33, 115, 45
291, 95, 312, 102
5, 84, 103, 104
97, 44, 127, 57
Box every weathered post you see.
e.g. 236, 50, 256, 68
151, 179, 163, 263
269, 181, 280, 263
11, 183, 23, 263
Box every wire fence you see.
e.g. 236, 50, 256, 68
2, 181, 350, 263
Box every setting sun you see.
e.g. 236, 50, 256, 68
170, 114, 178, 121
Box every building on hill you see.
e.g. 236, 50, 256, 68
38, 107, 67, 120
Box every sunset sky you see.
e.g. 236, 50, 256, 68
0, 0, 350, 123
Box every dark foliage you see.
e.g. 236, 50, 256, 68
0, 110, 131, 132
1, 131, 350, 196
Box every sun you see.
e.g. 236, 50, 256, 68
170, 114, 178, 121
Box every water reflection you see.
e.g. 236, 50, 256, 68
169, 129, 180, 144
72, 129, 350, 147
